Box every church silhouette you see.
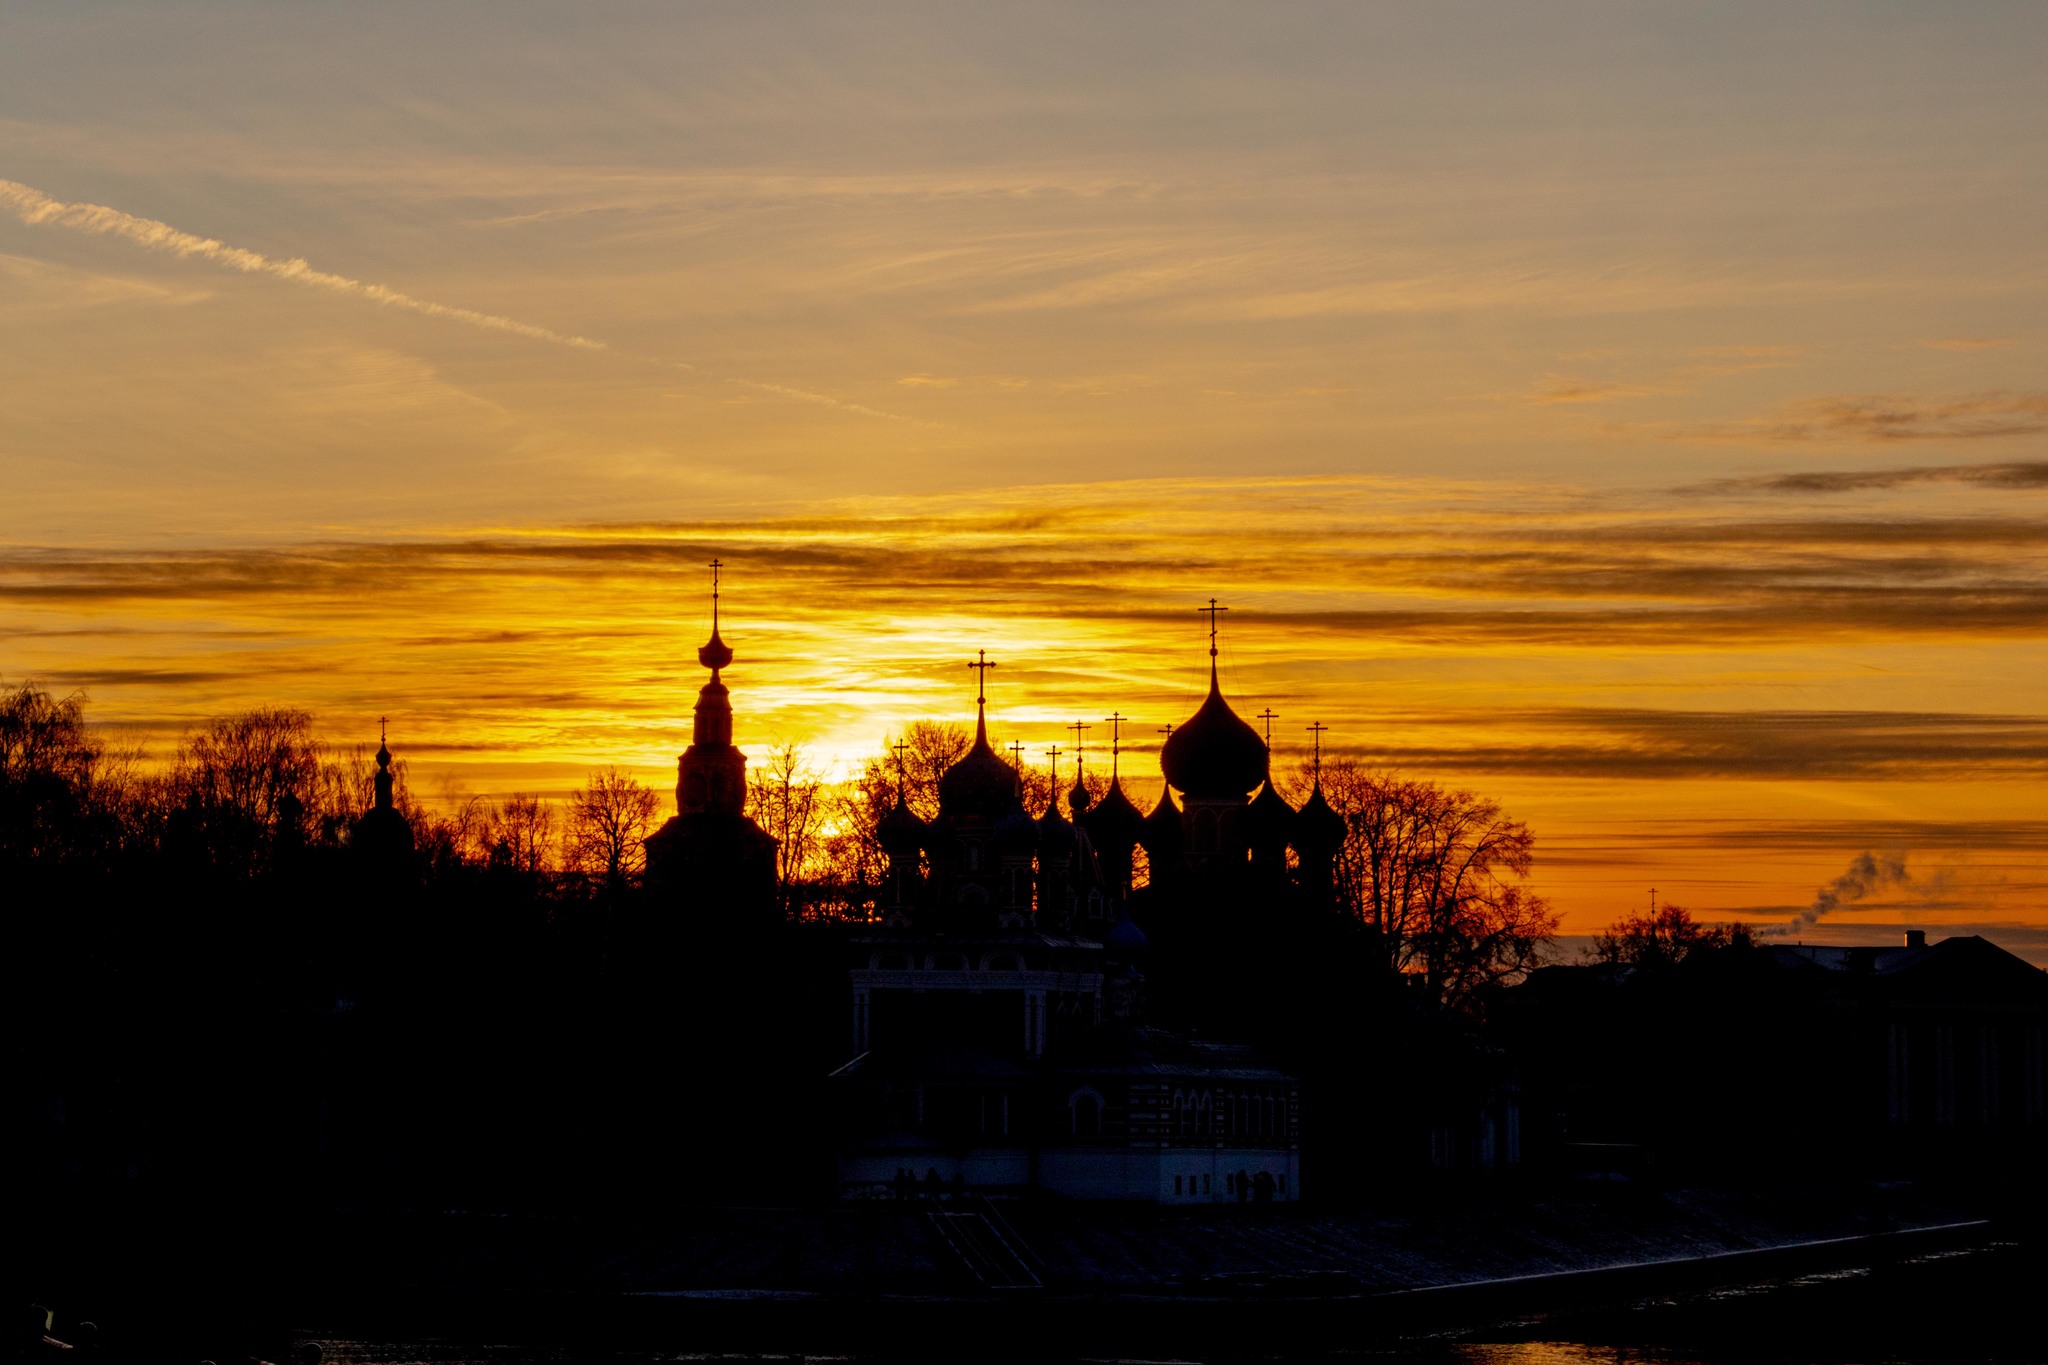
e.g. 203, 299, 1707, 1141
643, 576, 1357, 1203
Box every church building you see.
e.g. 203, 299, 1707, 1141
637, 574, 1349, 1203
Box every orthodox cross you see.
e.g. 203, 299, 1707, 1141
1008, 740, 1027, 772
1044, 743, 1062, 792
968, 649, 998, 709
892, 739, 910, 788
1306, 721, 1329, 778
1067, 719, 1092, 771
1157, 722, 1173, 740
378, 715, 387, 744
1103, 711, 1127, 778
708, 557, 722, 631
1256, 708, 1278, 746
1198, 598, 1228, 659
1650, 887, 1658, 915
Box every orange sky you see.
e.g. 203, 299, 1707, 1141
3, 4, 2044, 957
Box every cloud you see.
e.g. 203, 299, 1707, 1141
1705, 460, 2048, 494
1672, 391, 2048, 444
1923, 337, 2015, 351
0, 177, 607, 351
1333, 707, 2048, 780
1527, 376, 1656, 405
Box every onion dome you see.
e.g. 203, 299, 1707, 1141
1081, 777, 1145, 849
1037, 790, 1073, 848
1069, 769, 1093, 818
1295, 780, 1345, 851
698, 625, 733, 672
1159, 665, 1269, 800
1106, 912, 1149, 953
1139, 783, 1183, 857
877, 787, 926, 854
939, 721, 1020, 824
353, 728, 414, 861
1245, 779, 1296, 843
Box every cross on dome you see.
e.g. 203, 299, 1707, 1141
1257, 708, 1278, 746
1103, 711, 1127, 778
697, 558, 733, 673
1306, 721, 1329, 777
1198, 598, 1228, 661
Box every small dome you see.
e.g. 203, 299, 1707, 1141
877, 790, 926, 851
1139, 784, 1183, 857
1037, 795, 1073, 848
1245, 780, 1296, 843
1081, 777, 1145, 849
939, 722, 1021, 824
698, 625, 733, 672
1159, 669, 1268, 800
1069, 772, 1093, 817
1296, 780, 1345, 849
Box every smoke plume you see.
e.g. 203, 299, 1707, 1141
1773, 850, 1911, 937
1, 178, 606, 351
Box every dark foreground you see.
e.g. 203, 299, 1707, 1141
24, 1186, 2047, 1364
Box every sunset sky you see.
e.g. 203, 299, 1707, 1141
3, 3, 2043, 955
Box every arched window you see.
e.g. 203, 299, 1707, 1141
926, 951, 967, 972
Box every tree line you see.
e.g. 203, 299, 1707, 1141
7, 680, 1578, 1008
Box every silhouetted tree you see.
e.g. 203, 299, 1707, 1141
488, 792, 558, 876
1, 681, 130, 872
1289, 758, 1558, 1008
1591, 903, 1750, 969
748, 740, 826, 915
567, 767, 660, 886
884, 720, 970, 821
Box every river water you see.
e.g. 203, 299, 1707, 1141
307, 1239, 2045, 1365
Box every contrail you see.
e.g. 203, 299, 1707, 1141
1, 177, 606, 351
3, 177, 943, 425
737, 380, 943, 428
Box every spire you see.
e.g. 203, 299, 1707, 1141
1307, 721, 1329, 782
698, 558, 733, 673
677, 559, 744, 815
1104, 711, 1127, 781
1198, 597, 1229, 688
967, 649, 998, 743
373, 716, 395, 811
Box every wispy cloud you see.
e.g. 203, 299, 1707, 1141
1, 177, 608, 350
1668, 391, 2048, 444
1706, 460, 2048, 494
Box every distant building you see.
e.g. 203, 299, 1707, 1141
1504, 929, 2047, 1180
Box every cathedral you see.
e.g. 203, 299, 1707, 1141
647, 578, 1355, 1204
